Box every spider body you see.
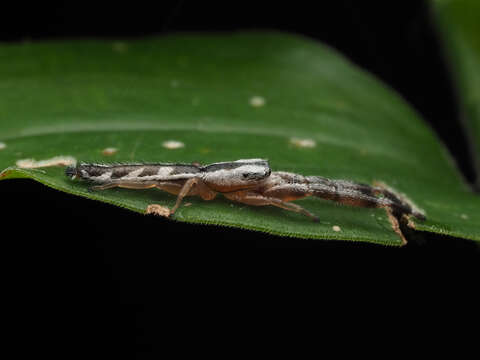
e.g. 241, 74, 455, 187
66, 158, 424, 242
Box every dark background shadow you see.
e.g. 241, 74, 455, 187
2, 1, 479, 357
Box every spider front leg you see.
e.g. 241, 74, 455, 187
223, 190, 319, 222
169, 178, 217, 215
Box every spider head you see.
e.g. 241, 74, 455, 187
65, 165, 78, 179
202, 159, 271, 191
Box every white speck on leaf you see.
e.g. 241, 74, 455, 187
162, 140, 185, 150
460, 214, 469, 220
290, 137, 316, 148
332, 225, 341, 232
170, 79, 180, 88
16, 156, 77, 169
249, 95, 266, 107
0, 142, 6, 150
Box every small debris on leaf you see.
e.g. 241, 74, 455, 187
102, 147, 118, 156
249, 95, 266, 107
145, 204, 171, 218
162, 140, 185, 149
290, 137, 316, 148
16, 156, 77, 169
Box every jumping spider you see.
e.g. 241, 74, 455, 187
66, 159, 425, 243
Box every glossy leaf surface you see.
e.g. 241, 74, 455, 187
1, 32, 479, 245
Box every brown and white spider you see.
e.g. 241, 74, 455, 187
66, 158, 425, 242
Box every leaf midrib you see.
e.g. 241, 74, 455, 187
2, 122, 444, 168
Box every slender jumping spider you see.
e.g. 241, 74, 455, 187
66, 159, 425, 243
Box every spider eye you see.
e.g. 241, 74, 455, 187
242, 173, 249, 179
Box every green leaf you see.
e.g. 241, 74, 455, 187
432, 0, 480, 187
1, 32, 479, 246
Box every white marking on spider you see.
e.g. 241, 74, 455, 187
92, 171, 113, 182
249, 95, 266, 107
121, 167, 146, 180
0, 142, 6, 150
16, 156, 77, 169
332, 225, 341, 232
202, 164, 270, 187
102, 147, 118, 156
162, 140, 185, 149
156, 166, 173, 177
290, 137, 316, 148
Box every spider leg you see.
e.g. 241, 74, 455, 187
223, 190, 319, 221
89, 179, 217, 216
261, 173, 383, 208
169, 178, 217, 215
261, 172, 423, 220
384, 207, 407, 245
306, 177, 415, 216
259, 171, 421, 244
89, 182, 157, 191
306, 177, 416, 245
371, 181, 425, 220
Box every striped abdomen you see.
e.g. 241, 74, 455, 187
65, 163, 201, 183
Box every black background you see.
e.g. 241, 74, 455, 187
2, 1, 479, 357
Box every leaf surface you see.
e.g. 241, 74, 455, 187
432, 0, 480, 186
1, 32, 479, 245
